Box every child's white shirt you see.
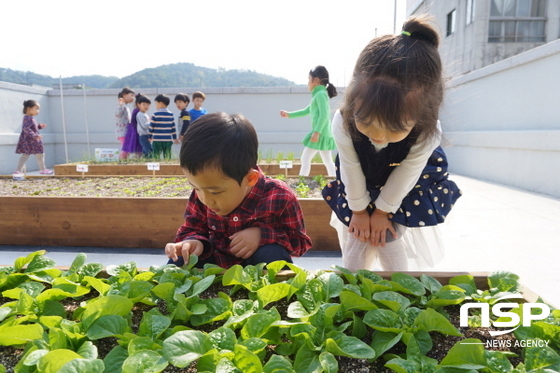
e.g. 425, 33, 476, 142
332, 110, 442, 214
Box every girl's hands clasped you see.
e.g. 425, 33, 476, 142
369, 209, 397, 247
348, 210, 370, 242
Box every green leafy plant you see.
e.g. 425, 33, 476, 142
0, 251, 558, 373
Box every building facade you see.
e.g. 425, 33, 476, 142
407, 0, 560, 76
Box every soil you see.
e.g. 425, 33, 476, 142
0, 176, 325, 198
0, 294, 524, 373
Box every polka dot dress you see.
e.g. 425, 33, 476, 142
323, 146, 461, 228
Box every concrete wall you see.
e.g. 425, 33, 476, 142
0, 85, 344, 174
441, 38, 560, 198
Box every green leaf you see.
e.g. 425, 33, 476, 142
485, 350, 514, 373
420, 274, 443, 294
293, 344, 322, 373
339, 290, 378, 311
373, 291, 411, 313
78, 263, 104, 278
24, 255, 56, 273
87, 315, 129, 340
138, 309, 171, 340
126, 281, 153, 303
0, 323, 44, 346
222, 265, 251, 287
103, 346, 128, 373
426, 290, 466, 309
287, 301, 314, 318
317, 273, 344, 300
190, 297, 231, 326
391, 273, 425, 296
263, 355, 294, 373
363, 308, 403, 333
488, 272, 520, 293
190, 275, 216, 298
83, 276, 110, 296
37, 349, 83, 373
449, 275, 477, 295
439, 338, 487, 370
14, 250, 47, 272
81, 295, 133, 330
370, 331, 403, 359
241, 313, 277, 339
151, 282, 175, 305
385, 357, 421, 373
325, 331, 375, 359
233, 344, 263, 373
524, 345, 560, 371
77, 341, 98, 360
67, 253, 87, 274
162, 330, 213, 368
414, 308, 462, 336
209, 327, 237, 351
121, 350, 167, 373
58, 358, 105, 373
319, 351, 338, 372
257, 283, 295, 307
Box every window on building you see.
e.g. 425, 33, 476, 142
466, 0, 475, 25
489, 0, 546, 42
447, 9, 456, 36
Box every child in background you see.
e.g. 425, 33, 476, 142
14, 100, 53, 175
136, 94, 152, 158
121, 93, 144, 159
188, 91, 207, 122
280, 66, 337, 177
175, 93, 191, 141
323, 16, 461, 272
149, 94, 179, 160
115, 87, 135, 150
165, 112, 312, 268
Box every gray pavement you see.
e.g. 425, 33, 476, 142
1, 175, 558, 308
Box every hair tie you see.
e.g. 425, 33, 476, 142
401, 31, 411, 36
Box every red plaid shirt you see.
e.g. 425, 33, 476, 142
175, 170, 312, 268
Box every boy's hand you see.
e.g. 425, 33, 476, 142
173, 139, 180, 144
149, 139, 153, 143
38, 123, 46, 129
165, 240, 204, 263
279, 110, 289, 118
348, 210, 370, 242
229, 227, 261, 259
369, 209, 397, 247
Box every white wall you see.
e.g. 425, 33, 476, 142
0, 85, 344, 173
441, 39, 560, 198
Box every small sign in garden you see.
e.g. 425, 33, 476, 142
94, 148, 120, 162
147, 162, 161, 176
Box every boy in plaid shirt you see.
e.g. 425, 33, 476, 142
165, 112, 312, 268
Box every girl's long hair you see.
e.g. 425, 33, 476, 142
342, 15, 443, 145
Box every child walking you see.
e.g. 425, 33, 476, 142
280, 65, 337, 177
121, 93, 144, 159
322, 16, 461, 272
14, 100, 53, 175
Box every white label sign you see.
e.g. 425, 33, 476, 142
146, 162, 161, 171
95, 148, 120, 162
76, 164, 89, 172
279, 161, 293, 169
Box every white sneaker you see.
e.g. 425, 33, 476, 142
39, 169, 54, 175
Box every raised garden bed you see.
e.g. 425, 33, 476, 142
53, 162, 331, 177
0, 251, 557, 373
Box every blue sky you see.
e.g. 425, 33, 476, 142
1, 0, 406, 86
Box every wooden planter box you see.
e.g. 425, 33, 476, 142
53, 163, 331, 177
0, 197, 339, 251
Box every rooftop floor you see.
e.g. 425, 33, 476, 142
1, 175, 558, 308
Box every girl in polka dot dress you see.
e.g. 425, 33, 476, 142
323, 16, 461, 271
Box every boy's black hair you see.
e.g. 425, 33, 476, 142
154, 94, 170, 106
136, 94, 151, 105
174, 93, 190, 103
180, 112, 258, 185
192, 91, 206, 101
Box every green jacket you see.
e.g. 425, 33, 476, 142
288, 85, 336, 151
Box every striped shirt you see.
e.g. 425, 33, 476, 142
149, 109, 177, 141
